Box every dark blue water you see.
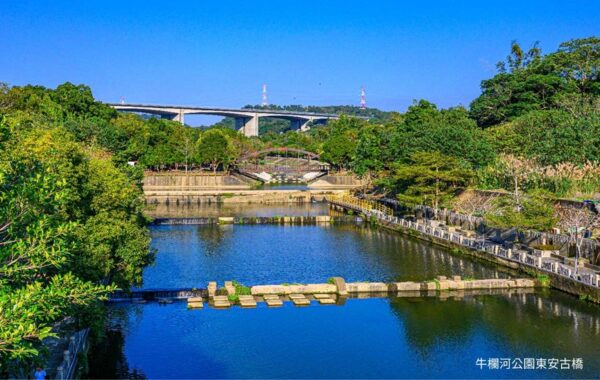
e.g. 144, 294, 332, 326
96, 293, 600, 379
89, 211, 600, 379
141, 224, 507, 288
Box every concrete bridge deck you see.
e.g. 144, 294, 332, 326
108, 103, 350, 136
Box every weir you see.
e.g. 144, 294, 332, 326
150, 214, 362, 225
109, 277, 538, 308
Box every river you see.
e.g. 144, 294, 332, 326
88, 204, 600, 379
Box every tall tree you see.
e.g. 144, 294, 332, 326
196, 129, 237, 173
389, 152, 472, 216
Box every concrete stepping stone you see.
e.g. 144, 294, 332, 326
317, 298, 336, 305
212, 295, 231, 308
313, 294, 333, 300
262, 294, 280, 300
264, 298, 283, 307
187, 297, 204, 309
290, 296, 310, 306
238, 295, 257, 308
288, 293, 306, 300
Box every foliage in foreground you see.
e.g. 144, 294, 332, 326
0, 89, 152, 368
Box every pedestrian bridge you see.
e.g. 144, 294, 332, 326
236, 147, 329, 183
108, 103, 342, 137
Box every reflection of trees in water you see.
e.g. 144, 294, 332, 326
87, 305, 147, 379
390, 297, 478, 353
196, 225, 231, 255
331, 225, 508, 281
389, 291, 600, 362
87, 330, 146, 379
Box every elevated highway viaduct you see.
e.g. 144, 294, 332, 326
108, 103, 344, 137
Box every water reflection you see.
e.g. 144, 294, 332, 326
141, 224, 510, 289
91, 289, 600, 379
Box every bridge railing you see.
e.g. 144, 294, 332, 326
327, 195, 394, 217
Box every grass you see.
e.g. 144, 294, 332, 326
368, 215, 379, 226
327, 277, 336, 285
531, 244, 560, 251
232, 281, 252, 295
536, 275, 551, 288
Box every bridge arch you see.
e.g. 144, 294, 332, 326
237, 147, 328, 177
239, 147, 320, 161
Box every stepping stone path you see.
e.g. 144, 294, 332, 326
289, 294, 310, 306
212, 295, 231, 308
187, 297, 204, 309
263, 295, 283, 307
238, 295, 257, 308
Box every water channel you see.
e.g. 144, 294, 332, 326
89, 204, 600, 379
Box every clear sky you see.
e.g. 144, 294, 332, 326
1, 0, 598, 113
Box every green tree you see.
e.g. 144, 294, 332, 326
390, 101, 495, 168
389, 152, 473, 214
196, 129, 237, 172
0, 114, 150, 368
485, 189, 557, 233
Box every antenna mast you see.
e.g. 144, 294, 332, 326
360, 86, 366, 109
262, 84, 268, 107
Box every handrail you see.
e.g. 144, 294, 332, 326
55, 329, 89, 380
328, 194, 393, 216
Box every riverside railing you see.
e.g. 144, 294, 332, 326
414, 205, 600, 258
326, 197, 600, 290
55, 329, 89, 380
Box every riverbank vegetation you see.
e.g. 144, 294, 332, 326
0, 85, 153, 370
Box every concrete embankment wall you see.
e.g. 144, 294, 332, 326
376, 219, 600, 303
143, 173, 363, 204
145, 189, 347, 204
308, 175, 366, 189
144, 173, 254, 190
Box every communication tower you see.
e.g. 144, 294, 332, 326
262, 84, 268, 107
360, 86, 366, 109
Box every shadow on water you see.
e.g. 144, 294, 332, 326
390, 290, 600, 373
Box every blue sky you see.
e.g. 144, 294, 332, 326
1, 0, 598, 115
